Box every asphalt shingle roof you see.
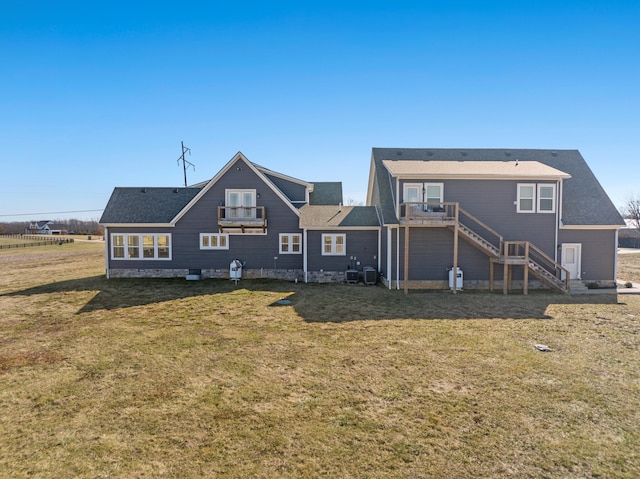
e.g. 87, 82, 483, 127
309, 182, 343, 205
99, 187, 201, 224
299, 205, 380, 228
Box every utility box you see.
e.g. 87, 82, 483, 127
449, 267, 463, 290
362, 267, 377, 285
230, 260, 243, 280
345, 269, 359, 284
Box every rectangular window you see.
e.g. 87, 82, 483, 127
425, 183, 444, 212
517, 183, 556, 213
127, 235, 140, 258
517, 184, 536, 213
200, 233, 229, 250
113, 234, 125, 258
322, 234, 346, 256
226, 189, 256, 219
280, 234, 302, 254
111, 234, 172, 260
538, 184, 556, 213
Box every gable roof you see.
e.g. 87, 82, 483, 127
299, 205, 380, 228
370, 148, 624, 227
100, 187, 201, 225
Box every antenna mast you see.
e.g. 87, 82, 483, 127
177, 141, 195, 187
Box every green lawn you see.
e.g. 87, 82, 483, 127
1, 243, 639, 478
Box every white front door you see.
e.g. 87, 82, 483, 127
561, 243, 581, 280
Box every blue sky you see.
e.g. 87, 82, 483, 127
1, 1, 638, 222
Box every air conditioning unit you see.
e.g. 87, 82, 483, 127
362, 267, 377, 285
345, 269, 359, 284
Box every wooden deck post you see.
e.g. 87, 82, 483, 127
503, 242, 509, 295
523, 242, 530, 295
489, 260, 494, 291
404, 223, 409, 295
452, 204, 459, 294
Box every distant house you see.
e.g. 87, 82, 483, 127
25, 220, 67, 235
619, 219, 640, 248
100, 148, 624, 293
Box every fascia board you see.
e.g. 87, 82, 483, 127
394, 174, 571, 181
560, 225, 623, 230
302, 226, 381, 231
100, 223, 174, 228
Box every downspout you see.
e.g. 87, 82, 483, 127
104, 226, 110, 279
303, 228, 308, 283
396, 226, 400, 290
377, 227, 381, 273
614, 228, 619, 281
387, 227, 392, 289
555, 180, 561, 262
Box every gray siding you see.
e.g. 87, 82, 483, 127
107, 158, 304, 272
399, 178, 558, 256
391, 228, 497, 281
559, 229, 617, 281
306, 230, 378, 272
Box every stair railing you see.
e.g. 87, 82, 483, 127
457, 206, 503, 255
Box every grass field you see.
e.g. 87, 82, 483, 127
1, 243, 639, 478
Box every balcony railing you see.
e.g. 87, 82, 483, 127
399, 201, 457, 225
218, 206, 267, 232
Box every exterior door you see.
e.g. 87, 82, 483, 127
561, 243, 581, 280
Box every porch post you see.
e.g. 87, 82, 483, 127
452, 203, 459, 294
523, 242, 530, 295
503, 242, 509, 295
404, 224, 410, 295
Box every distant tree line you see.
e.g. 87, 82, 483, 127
0, 219, 104, 236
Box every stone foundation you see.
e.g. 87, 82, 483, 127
108, 268, 304, 282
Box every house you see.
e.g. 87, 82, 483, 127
100, 148, 624, 293
99, 152, 380, 282
25, 220, 68, 235
619, 219, 640, 248
367, 148, 625, 292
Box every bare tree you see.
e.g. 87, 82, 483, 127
622, 194, 640, 230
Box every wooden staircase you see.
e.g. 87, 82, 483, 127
454, 207, 570, 294
400, 201, 570, 294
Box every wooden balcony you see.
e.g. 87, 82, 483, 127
217, 206, 267, 233
399, 202, 457, 226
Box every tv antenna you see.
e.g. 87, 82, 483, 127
177, 141, 195, 187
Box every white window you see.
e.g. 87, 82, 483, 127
517, 183, 556, 213
537, 184, 556, 213
111, 234, 171, 260
280, 234, 302, 254
200, 233, 229, 250
517, 184, 536, 213
226, 189, 256, 219
322, 234, 346, 256
425, 183, 444, 212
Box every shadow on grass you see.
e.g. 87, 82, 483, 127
2, 275, 622, 322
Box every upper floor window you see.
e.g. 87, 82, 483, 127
111, 233, 171, 260
537, 184, 556, 213
280, 234, 302, 254
226, 189, 256, 219
322, 234, 346, 256
517, 183, 556, 213
402, 182, 444, 212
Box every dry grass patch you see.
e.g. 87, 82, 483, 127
1, 243, 639, 478
618, 251, 640, 284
